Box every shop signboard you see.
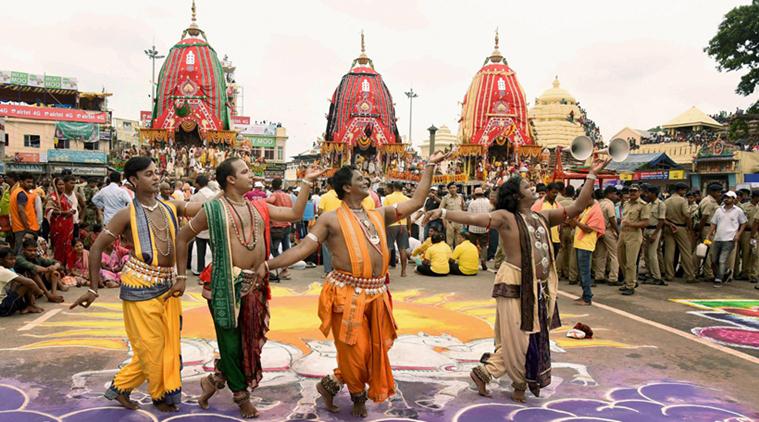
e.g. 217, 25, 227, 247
0, 104, 107, 124
0, 117, 5, 160
232, 115, 250, 126
639, 170, 668, 180
248, 136, 276, 148
50, 165, 107, 176
263, 162, 287, 179
619, 172, 634, 181
7, 163, 46, 174
0, 162, 5, 174
12, 152, 40, 163
668, 170, 685, 180
140, 111, 152, 127
46, 149, 107, 164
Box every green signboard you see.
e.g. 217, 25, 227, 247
1, 70, 77, 90
44, 75, 62, 89
246, 135, 276, 148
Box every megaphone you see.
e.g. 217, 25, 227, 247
570, 136, 629, 162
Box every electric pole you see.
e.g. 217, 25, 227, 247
404, 88, 418, 144
144, 45, 165, 107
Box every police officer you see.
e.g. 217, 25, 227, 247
617, 184, 650, 295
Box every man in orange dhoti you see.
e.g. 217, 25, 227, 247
258, 151, 450, 417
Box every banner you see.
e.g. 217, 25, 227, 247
0, 117, 5, 160
246, 135, 276, 148
55, 121, 100, 142
46, 149, 107, 164
668, 169, 685, 180
140, 110, 152, 127
638, 170, 668, 180
0, 104, 107, 124
12, 152, 39, 163
0, 70, 78, 90
50, 165, 107, 176
232, 115, 250, 126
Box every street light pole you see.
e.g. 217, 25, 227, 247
428, 125, 438, 158
404, 88, 418, 144
144, 45, 165, 107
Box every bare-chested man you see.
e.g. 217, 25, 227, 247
424, 158, 609, 402
255, 151, 450, 417
175, 157, 324, 418
70, 157, 203, 413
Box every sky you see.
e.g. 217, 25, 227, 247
2, 0, 755, 159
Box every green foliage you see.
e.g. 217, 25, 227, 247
705, 0, 759, 107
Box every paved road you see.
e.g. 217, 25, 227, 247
0, 266, 756, 421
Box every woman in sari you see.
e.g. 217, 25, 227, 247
45, 178, 74, 265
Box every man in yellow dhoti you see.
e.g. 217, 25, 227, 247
257, 151, 450, 417
425, 158, 609, 402
70, 157, 202, 412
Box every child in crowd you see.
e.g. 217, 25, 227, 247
416, 232, 452, 277
62, 240, 89, 288
100, 242, 129, 288
0, 247, 49, 316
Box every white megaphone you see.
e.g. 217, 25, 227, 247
570, 136, 629, 162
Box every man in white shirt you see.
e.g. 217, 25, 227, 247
189, 175, 215, 275
467, 187, 494, 270
707, 191, 747, 286
91, 172, 132, 225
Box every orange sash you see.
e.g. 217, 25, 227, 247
335, 203, 389, 278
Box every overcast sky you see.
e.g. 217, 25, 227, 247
3, 0, 755, 158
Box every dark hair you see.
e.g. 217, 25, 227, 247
564, 185, 575, 198
195, 174, 209, 188
752, 190, 759, 198
393, 181, 404, 190
62, 174, 75, 183
108, 171, 122, 184
647, 185, 660, 196
123, 156, 154, 184
431, 232, 445, 243
19, 172, 33, 182
536, 183, 547, 193
22, 238, 37, 250
593, 188, 604, 200
447, 182, 456, 189
326, 177, 334, 188
271, 178, 283, 190
333, 166, 356, 200
604, 186, 618, 197
92, 224, 102, 233
708, 183, 723, 193
0, 247, 13, 260
548, 182, 563, 192
216, 157, 242, 190
496, 175, 523, 213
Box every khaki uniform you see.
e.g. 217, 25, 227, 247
663, 193, 696, 281
735, 202, 757, 278
618, 198, 650, 289
593, 198, 619, 282
643, 198, 666, 280
556, 195, 577, 281
698, 196, 719, 278
439, 193, 465, 247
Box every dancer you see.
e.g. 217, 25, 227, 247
69, 157, 203, 412
175, 158, 323, 418
256, 151, 450, 417
424, 158, 609, 402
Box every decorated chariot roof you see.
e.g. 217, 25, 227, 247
150, 0, 231, 138
324, 32, 400, 147
458, 31, 533, 147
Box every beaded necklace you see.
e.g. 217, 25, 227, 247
223, 196, 258, 251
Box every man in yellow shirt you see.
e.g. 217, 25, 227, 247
317, 178, 342, 274
416, 233, 451, 276
450, 231, 479, 276
383, 182, 410, 276
574, 200, 605, 305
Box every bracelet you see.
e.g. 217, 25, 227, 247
187, 219, 199, 234
264, 261, 270, 273
176, 275, 187, 280
587, 173, 597, 181
302, 179, 314, 187
441, 209, 447, 219
87, 288, 99, 297
103, 228, 118, 239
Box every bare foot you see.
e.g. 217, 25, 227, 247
198, 376, 217, 409
470, 371, 490, 397
30, 305, 45, 313
47, 294, 64, 303
401, 271, 407, 277
155, 403, 179, 412
115, 395, 140, 410
352, 402, 368, 418
20, 306, 34, 314
236, 398, 258, 418
59, 285, 69, 292
316, 382, 339, 412
511, 389, 526, 403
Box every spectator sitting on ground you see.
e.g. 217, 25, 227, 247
15, 238, 65, 301
416, 232, 452, 277
450, 230, 480, 276
411, 225, 441, 261
0, 247, 47, 316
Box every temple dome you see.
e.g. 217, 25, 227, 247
324, 32, 400, 147
528, 76, 585, 148
458, 31, 533, 147
150, 0, 231, 141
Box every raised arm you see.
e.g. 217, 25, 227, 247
69, 208, 130, 309
255, 213, 331, 279
424, 208, 508, 231
383, 151, 451, 225
267, 166, 325, 223
543, 158, 610, 227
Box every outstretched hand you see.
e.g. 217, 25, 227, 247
589, 158, 611, 175
428, 150, 453, 165
304, 165, 327, 181
423, 209, 443, 225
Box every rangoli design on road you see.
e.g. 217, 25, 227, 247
672, 299, 759, 350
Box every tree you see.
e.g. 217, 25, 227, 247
705, 0, 759, 111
